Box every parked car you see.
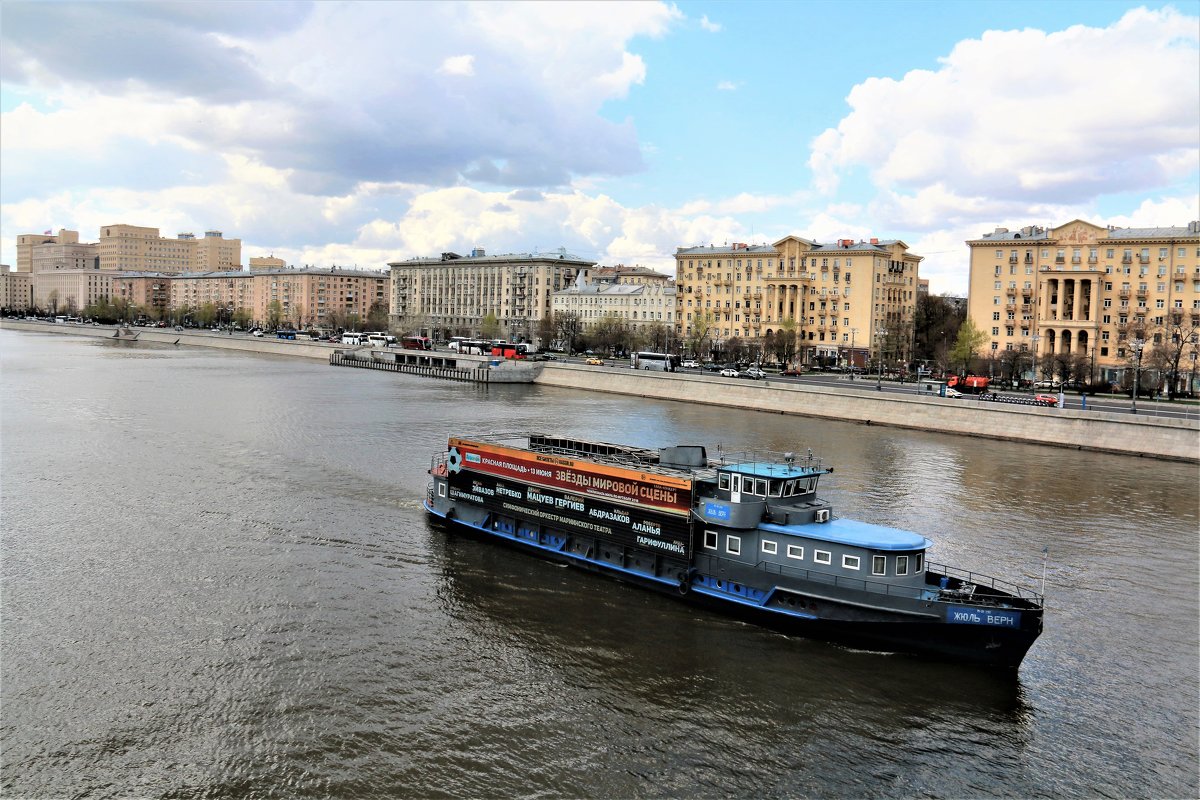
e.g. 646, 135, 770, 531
252, 330, 264, 337
681, 360, 701, 369
720, 368, 740, 378
943, 387, 963, 399
585, 357, 605, 366
1034, 394, 1059, 406
702, 362, 721, 372
741, 368, 767, 379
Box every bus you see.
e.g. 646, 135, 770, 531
449, 339, 490, 354
631, 352, 678, 372
490, 341, 529, 359
276, 329, 297, 340
401, 335, 432, 350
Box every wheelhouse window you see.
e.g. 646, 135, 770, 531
915, 553, 924, 573
872, 556, 886, 576
762, 540, 778, 555
814, 550, 831, 565
896, 555, 909, 576
784, 479, 796, 495
755, 478, 767, 496
704, 530, 719, 550
786, 545, 804, 560
727, 536, 741, 556
769, 480, 783, 497
719, 473, 730, 490
843, 555, 860, 571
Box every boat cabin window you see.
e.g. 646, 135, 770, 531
896, 555, 909, 576
438, 483, 446, 498
787, 545, 804, 560
704, 530, 719, 550
754, 478, 767, 496
814, 550, 831, 565
843, 555, 861, 571
762, 540, 778, 555
784, 479, 796, 495
915, 553, 924, 573
726, 535, 741, 556
872, 556, 886, 575
769, 481, 782, 497
719, 473, 730, 490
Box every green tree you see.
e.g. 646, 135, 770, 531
196, 302, 218, 327
686, 312, 716, 359
915, 294, 965, 366
535, 315, 557, 350
367, 301, 389, 332
480, 312, 501, 340
949, 318, 987, 375
590, 313, 629, 355
771, 318, 799, 367
232, 307, 253, 329
266, 300, 283, 330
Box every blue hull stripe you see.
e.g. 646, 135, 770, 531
425, 501, 817, 621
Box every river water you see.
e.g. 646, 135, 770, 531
2, 329, 1197, 799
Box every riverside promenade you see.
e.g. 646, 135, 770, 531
5, 319, 1196, 463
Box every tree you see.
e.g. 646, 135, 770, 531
232, 307, 253, 330
641, 321, 674, 353
590, 313, 629, 355
772, 318, 799, 367
266, 300, 283, 330
366, 301, 389, 332
535, 315, 557, 349
949, 318, 987, 375
1153, 317, 1200, 399
915, 294, 965, 366
196, 302, 218, 327
554, 311, 583, 353
48, 290, 59, 315
686, 312, 716, 359
480, 312, 501, 340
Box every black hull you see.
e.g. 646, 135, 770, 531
426, 502, 1040, 669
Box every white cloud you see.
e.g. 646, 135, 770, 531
700, 15, 722, 33
716, 80, 738, 91
438, 55, 475, 76
809, 7, 1200, 205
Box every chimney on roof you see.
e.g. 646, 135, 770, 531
870, 238, 878, 245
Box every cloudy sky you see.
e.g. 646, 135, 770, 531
1, 1, 1197, 293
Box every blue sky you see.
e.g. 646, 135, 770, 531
1, 1, 1197, 294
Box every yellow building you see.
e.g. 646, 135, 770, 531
98, 224, 241, 272
674, 236, 921, 367
551, 273, 676, 329
32, 269, 117, 314
16, 229, 80, 272
966, 219, 1200, 383
388, 247, 591, 340
249, 256, 287, 270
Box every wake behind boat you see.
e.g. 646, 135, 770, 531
425, 433, 1044, 668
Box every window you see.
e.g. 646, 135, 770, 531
843, 555, 861, 570
704, 530, 718, 550
718, 473, 729, 490
762, 540, 778, 555
915, 553, 924, 573
895, 555, 909, 576
872, 556, 886, 575
814, 550, 831, 565
786, 545, 804, 560
437, 483, 446, 498
726, 536, 741, 556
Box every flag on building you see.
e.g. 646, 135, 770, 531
43, 229, 52, 235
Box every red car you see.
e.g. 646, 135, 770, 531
1034, 394, 1058, 407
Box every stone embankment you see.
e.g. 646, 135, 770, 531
534, 362, 1200, 463
5, 319, 1196, 462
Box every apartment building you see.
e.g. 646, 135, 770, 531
388, 247, 592, 340
590, 265, 672, 286
32, 269, 118, 313
966, 219, 1200, 381
675, 236, 921, 366
552, 273, 676, 329
1, 268, 33, 311
98, 225, 241, 272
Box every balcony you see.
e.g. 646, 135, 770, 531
1055, 256, 1065, 264
1119, 289, 1131, 298
1122, 256, 1133, 264
1009, 256, 1019, 264
1005, 303, 1017, 313
1139, 255, 1150, 264
1021, 304, 1032, 313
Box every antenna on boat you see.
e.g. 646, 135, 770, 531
1040, 545, 1049, 596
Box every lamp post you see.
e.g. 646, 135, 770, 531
875, 328, 887, 391
850, 327, 858, 374
1190, 351, 1198, 397
1030, 333, 1041, 391
1130, 338, 1144, 414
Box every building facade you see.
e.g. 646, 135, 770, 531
388, 248, 592, 340
966, 219, 1200, 383
32, 269, 118, 314
1, 268, 33, 311
551, 274, 676, 329
675, 236, 921, 367
98, 225, 242, 272
16, 229, 80, 273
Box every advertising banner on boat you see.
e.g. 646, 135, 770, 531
447, 437, 692, 517
447, 471, 691, 557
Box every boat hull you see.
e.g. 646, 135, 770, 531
425, 500, 1041, 668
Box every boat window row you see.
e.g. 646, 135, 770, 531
705, 530, 924, 576
717, 472, 817, 498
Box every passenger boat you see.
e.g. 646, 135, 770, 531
425, 434, 1044, 668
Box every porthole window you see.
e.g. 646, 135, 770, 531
786, 545, 804, 560
814, 550, 831, 565
896, 555, 909, 576
704, 530, 718, 550
762, 540, 778, 555
843, 555, 860, 571
872, 556, 886, 576
727, 536, 742, 556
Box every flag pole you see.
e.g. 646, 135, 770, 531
1040, 546, 1049, 597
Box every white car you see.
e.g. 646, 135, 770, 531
720, 368, 740, 378
681, 360, 701, 369
252, 330, 264, 337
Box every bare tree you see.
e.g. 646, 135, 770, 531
554, 311, 583, 353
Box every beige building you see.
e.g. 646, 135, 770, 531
966, 219, 1200, 382
249, 256, 287, 270
1, 268, 33, 311
98, 224, 241, 272
388, 247, 592, 340
16, 229, 80, 273
590, 264, 672, 286
675, 236, 921, 366
32, 269, 118, 314
552, 273, 676, 329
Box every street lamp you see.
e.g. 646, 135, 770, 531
849, 327, 858, 375
1190, 350, 1198, 397
875, 328, 887, 391
1030, 333, 1041, 391
1130, 338, 1145, 414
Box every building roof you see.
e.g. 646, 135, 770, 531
676, 243, 777, 256
554, 281, 675, 297
969, 220, 1200, 243
389, 248, 594, 268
